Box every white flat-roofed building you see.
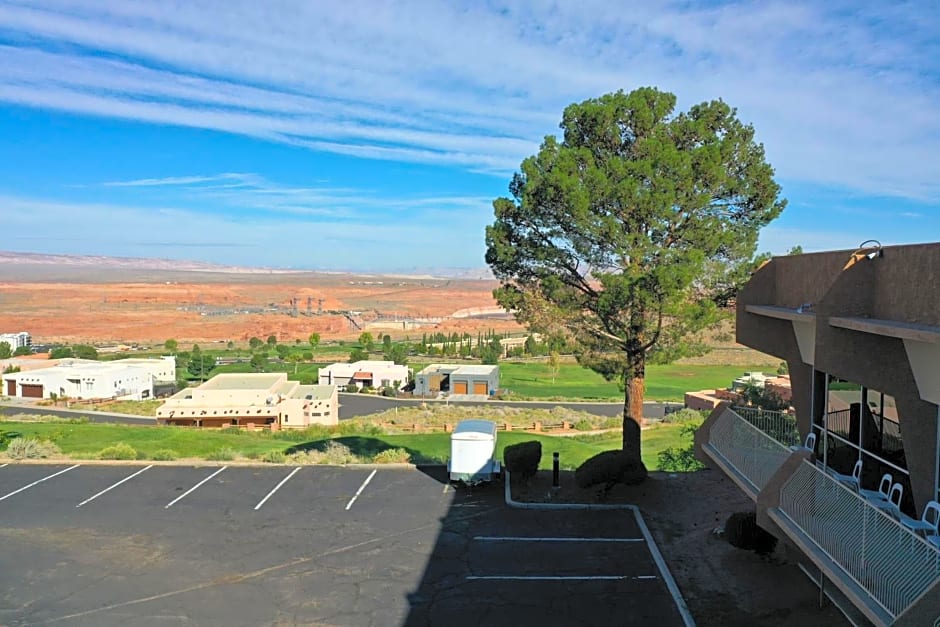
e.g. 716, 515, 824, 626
0, 332, 31, 352
1, 356, 176, 401
415, 364, 499, 396
318, 360, 409, 390
156, 373, 337, 429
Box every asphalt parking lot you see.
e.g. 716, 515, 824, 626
0, 464, 687, 626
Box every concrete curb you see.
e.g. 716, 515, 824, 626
503, 470, 696, 627
0, 459, 426, 469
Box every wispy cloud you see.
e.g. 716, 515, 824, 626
0, 1, 938, 200
102, 173, 250, 187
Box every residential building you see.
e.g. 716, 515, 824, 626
414, 364, 499, 396
318, 360, 409, 390
2, 356, 176, 401
0, 331, 31, 353
156, 373, 337, 428
695, 242, 940, 626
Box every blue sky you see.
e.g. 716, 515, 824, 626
0, 1, 938, 271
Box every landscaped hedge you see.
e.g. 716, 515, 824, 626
503, 440, 541, 480
575, 450, 647, 489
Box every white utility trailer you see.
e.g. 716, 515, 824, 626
447, 419, 501, 484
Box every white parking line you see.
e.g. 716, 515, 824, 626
165, 466, 227, 509
76, 465, 153, 508
254, 467, 301, 510
467, 575, 656, 581
0, 463, 8, 468
0, 464, 80, 502
345, 469, 377, 511
474, 536, 644, 543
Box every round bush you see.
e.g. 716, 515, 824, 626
150, 449, 179, 461
503, 440, 541, 480
372, 448, 411, 464
6, 437, 61, 460
724, 511, 778, 555
575, 450, 647, 489
261, 450, 286, 464
98, 443, 138, 460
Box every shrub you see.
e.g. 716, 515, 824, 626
657, 445, 705, 472
6, 437, 61, 459
261, 450, 286, 464
724, 511, 778, 555
372, 448, 411, 464
573, 418, 595, 431
150, 449, 179, 461
344, 383, 359, 393
662, 408, 706, 424
206, 447, 236, 461
575, 450, 647, 493
503, 440, 541, 481
98, 442, 138, 460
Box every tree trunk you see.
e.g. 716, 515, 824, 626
621, 352, 646, 461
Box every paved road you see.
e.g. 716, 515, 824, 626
0, 463, 686, 626
0, 404, 156, 424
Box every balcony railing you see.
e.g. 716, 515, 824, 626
705, 407, 793, 495
775, 461, 940, 621
732, 405, 801, 447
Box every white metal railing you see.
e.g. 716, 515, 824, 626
777, 461, 940, 619
708, 408, 793, 493
732, 406, 801, 447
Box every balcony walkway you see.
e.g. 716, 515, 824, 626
696, 406, 940, 626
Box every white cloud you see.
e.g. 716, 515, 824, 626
0, 0, 938, 201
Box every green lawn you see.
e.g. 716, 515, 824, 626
499, 362, 773, 401
0, 419, 694, 470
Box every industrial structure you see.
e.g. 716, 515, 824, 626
2, 356, 176, 401
156, 373, 337, 428
695, 242, 940, 626
414, 364, 499, 397
317, 360, 410, 391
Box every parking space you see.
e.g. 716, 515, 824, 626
406, 490, 686, 627
0, 464, 686, 626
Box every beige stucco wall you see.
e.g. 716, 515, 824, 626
736, 243, 940, 511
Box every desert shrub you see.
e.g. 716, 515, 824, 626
206, 447, 236, 461
299, 441, 361, 465
724, 511, 778, 555
662, 408, 706, 424
372, 448, 411, 464
573, 418, 595, 431
598, 417, 622, 429
261, 450, 286, 464
657, 445, 705, 472
97, 442, 138, 460
150, 449, 179, 461
6, 437, 61, 459
575, 450, 647, 492
503, 440, 541, 480
657, 422, 706, 472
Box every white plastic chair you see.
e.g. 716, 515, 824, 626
859, 473, 893, 502
871, 483, 903, 519
900, 500, 940, 537
790, 432, 816, 453
827, 460, 862, 492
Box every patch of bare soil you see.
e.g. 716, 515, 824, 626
514, 469, 847, 627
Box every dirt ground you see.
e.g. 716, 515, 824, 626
0, 276, 522, 345
515, 469, 847, 627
